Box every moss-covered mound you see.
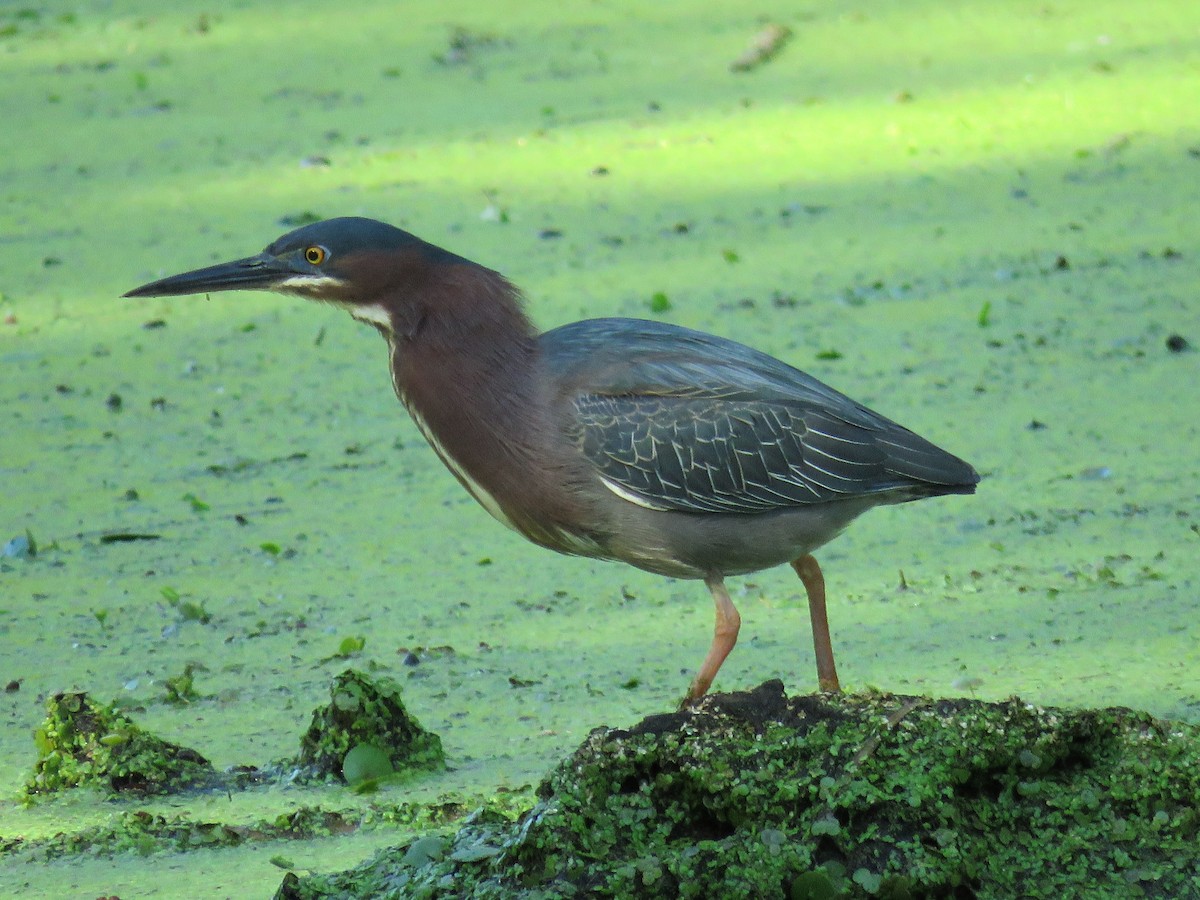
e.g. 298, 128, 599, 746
291, 669, 445, 783
276, 680, 1200, 899
24, 691, 213, 798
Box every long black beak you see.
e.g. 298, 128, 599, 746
123, 252, 292, 298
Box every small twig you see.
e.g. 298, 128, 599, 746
730, 24, 792, 72
851, 697, 925, 767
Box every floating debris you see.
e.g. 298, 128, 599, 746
730, 23, 792, 72
2, 532, 35, 558
98, 532, 161, 544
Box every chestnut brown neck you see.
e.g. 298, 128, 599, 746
376, 256, 581, 544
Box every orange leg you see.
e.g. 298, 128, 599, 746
791, 554, 841, 693
684, 575, 741, 705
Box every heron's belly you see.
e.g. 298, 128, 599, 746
595, 497, 880, 580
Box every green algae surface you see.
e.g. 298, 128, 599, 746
2, 1, 1199, 896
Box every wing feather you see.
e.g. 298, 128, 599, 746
543, 318, 979, 515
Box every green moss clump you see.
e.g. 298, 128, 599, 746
290, 669, 444, 782
23, 691, 213, 798
276, 681, 1200, 898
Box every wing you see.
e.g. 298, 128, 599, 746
542, 318, 978, 515
573, 393, 894, 512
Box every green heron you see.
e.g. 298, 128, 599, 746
125, 217, 978, 703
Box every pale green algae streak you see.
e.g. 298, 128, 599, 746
276, 681, 1200, 899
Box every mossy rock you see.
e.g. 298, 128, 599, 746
24, 691, 213, 798
276, 680, 1200, 898
291, 669, 444, 783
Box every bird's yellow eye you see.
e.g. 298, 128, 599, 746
304, 246, 327, 265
